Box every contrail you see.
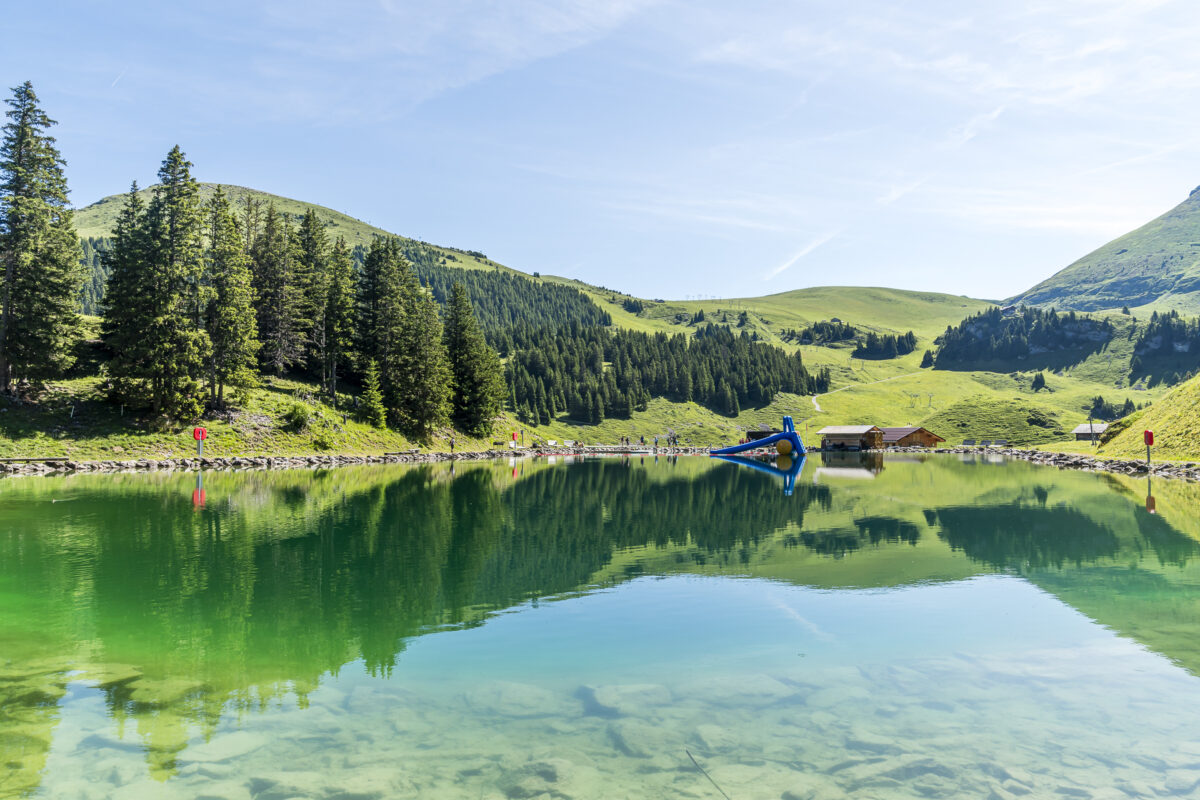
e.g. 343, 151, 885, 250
765, 228, 843, 280
111, 68, 128, 88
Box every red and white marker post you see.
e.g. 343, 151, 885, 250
193, 426, 208, 457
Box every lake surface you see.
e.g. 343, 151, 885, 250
3, 453, 1200, 799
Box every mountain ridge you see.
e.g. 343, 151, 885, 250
1010, 186, 1200, 315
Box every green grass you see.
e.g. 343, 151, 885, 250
1011, 187, 1200, 315
67, 184, 1194, 456
1096, 373, 1200, 460
75, 183, 511, 274
0, 377, 513, 460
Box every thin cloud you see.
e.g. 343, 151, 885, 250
764, 228, 844, 280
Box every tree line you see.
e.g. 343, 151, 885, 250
1130, 309, 1200, 385
503, 321, 830, 424
3, 81, 825, 439
779, 320, 857, 345
853, 330, 916, 359
100, 146, 505, 436
935, 306, 1113, 366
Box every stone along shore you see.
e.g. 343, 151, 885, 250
0, 446, 713, 476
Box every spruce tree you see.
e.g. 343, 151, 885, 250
360, 359, 386, 428
100, 183, 149, 398
443, 281, 505, 436
104, 147, 208, 419
323, 236, 354, 399
0, 81, 82, 391
205, 186, 259, 403
252, 203, 305, 374
394, 268, 451, 437
295, 207, 327, 374
356, 237, 405, 413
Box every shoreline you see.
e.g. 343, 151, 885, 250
2, 444, 1197, 484
0, 446, 713, 477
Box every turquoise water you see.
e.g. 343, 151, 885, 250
4, 454, 1200, 798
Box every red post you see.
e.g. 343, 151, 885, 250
1144, 430, 1153, 469
193, 427, 207, 457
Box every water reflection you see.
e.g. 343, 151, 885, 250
2, 455, 1200, 797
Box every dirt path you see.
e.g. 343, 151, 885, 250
811, 371, 924, 414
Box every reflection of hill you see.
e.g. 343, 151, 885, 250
3, 454, 1200, 790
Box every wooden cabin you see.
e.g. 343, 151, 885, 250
1072, 422, 1108, 441
880, 426, 946, 448
817, 425, 883, 451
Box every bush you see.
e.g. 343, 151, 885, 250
283, 403, 311, 431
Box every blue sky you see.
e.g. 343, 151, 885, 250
5, 0, 1199, 300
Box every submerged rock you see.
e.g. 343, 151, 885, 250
607, 719, 668, 758
581, 683, 671, 717
466, 681, 572, 718
182, 731, 268, 763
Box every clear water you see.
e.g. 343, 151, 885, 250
4, 453, 1200, 799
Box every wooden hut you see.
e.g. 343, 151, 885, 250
817, 425, 883, 451
1072, 422, 1108, 441
880, 426, 946, 448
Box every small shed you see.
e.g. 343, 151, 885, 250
880, 426, 946, 448
818, 425, 883, 451
1072, 422, 1108, 441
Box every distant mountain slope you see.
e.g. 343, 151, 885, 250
74, 183, 510, 273
1099, 373, 1200, 460
1011, 187, 1200, 315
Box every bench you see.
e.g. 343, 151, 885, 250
993, 439, 1008, 447
961, 440, 976, 447
980, 440, 992, 447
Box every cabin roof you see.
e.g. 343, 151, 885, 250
879, 426, 945, 443
1071, 423, 1109, 435
817, 425, 881, 435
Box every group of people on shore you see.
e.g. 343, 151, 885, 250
618, 434, 681, 448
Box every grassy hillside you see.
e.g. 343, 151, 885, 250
62, 185, 1186, 454
1011, 186, 1200, 315
1097, 373, 1200, 460
74, 183, 510, 273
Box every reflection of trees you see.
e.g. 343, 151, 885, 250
781, 515, 920, 558
6, 459, 1200, 790
933, 504, 1122, 569
932, 499, 1200, 571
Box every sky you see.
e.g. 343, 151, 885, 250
5, 0, 1200, 301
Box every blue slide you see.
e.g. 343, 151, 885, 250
709, 415, 805, 458
711, 452, 805, 495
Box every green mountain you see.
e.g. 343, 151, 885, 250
1011, 186, 1200, 315
75, 183, 510, 273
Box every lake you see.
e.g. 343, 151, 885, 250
3, 453, 1200, 799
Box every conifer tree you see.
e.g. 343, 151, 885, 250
100, 183, 149, 396
356, 237, 405, 411
0, 81, 82, 390
360, 359, 386, 428
205, 186, 259, 403
295, 207, 327, 374
443, 281, 504, 436
394, 267, 451, 436
252, 203, 305, 374
104, 147, 209, 419
322, 236, 354, 399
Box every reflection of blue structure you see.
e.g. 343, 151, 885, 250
710, 416, 805, 458
712, 453, 805, 495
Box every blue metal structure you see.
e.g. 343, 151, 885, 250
710, 453, 805, 495
709, 415, 805, 458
